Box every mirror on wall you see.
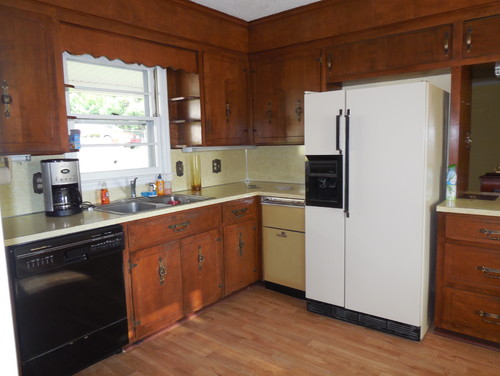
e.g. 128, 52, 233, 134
468, 62, 500, 192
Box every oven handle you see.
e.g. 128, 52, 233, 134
344, 109, 350, 217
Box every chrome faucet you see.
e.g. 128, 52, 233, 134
130, 177, 138, 198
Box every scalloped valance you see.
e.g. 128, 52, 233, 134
59, 23, 198, 73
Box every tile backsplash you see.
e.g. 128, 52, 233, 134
0, 146, 305, 218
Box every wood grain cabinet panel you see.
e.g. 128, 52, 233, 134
462, 14, 500, 60
0, 5, 67, 155
129, 242, 184, 340
202, 51, 249, 146
251, 48, 321, 145
223, 219, 258, 296
222, 197, 258, 226
181, 229, 223, 315
435, 212, 500, 347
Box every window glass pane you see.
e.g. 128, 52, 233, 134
77, 120, 150, 145
68, 89, 147, 116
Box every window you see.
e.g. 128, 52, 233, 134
63, 53, 170, 187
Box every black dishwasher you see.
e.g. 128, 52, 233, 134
7, 225, 128, 376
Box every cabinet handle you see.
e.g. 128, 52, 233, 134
465, 27, 472, 53
476, 310, 500, 325
232, 208, 248, 218
327, 53, 332, 72
276, 231, 287, 238
443, 32, 449, 56
225, 103, 231, 122
197, 245, 205, 271
158, 256, 167, 285
168, 221, 191, 232
266, 102, 273, 124
296, 99, 304, 123
476, 266, 500, 279
238, 232, 245, 256
479, 228, 500, 241
1, 80, 12, 119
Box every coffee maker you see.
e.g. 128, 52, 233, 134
41, 159, 83, 217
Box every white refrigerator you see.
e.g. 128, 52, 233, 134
304, 82, 446, 340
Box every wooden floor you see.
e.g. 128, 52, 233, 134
77, 284, 499, 375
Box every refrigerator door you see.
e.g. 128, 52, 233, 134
305, 205, 345, 306
305, 91, 345, 155
344, 82, 441, 327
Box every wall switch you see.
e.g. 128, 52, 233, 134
212, 159, 221, 173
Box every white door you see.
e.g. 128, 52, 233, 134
344, 82, 429, 326
304, 90, 345, 155
305, 205, 345, 306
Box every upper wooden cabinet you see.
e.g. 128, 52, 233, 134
0, 5, 67, 155
202, 51, 250, 146
462, 14, 500, 60
251, 48, 322, 145
325, 24, 453, 82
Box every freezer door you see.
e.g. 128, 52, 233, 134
344, 82, 444, 328
305, 91, 345, 155
305, 205, 345, 306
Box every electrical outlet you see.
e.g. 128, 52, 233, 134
176, 161, 184, 177
33, 172, 43, 194
212, 159, 221, 173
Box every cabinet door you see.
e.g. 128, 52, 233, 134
129, 242, 183, 340
463, 15, 500, 59
223, 219, 258, 296
0, 6, 67, 155
181, 230, 223, 314
252, 48, 321, 145
203, 52, 249, 146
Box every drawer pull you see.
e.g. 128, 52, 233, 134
198, 245, 204, 271
168, 221, 191, 232
479, 228, 500, 241
476, 310, 500, 325
232, 208, 248, 218
276, 231, 287, 238
158, 257, 167, 285
476, 266, 500, 279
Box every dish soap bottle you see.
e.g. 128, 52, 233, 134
156, 174, 165, 196
100, 182, 110, 204
446, 164, 457, 201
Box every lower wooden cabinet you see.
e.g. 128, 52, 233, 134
435, 212, 500, 347
223, 219, 258, 296
181, 229, 223, 314
128, 242, 184, 340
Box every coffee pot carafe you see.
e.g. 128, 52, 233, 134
41, 159, 83, 217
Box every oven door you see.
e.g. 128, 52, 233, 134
306, 155, 343, 208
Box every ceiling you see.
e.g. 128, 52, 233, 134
189, 0, 322, 21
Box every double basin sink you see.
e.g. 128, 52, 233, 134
94, 194, 214, 215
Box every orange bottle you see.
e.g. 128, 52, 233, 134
100, 182, 110, 204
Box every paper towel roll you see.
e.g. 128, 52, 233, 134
0, 166, 11, 185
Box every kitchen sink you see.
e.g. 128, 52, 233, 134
94, 194, 214, 215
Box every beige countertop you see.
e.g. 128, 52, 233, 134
436, 193, 500, 217
2, 181, 304, 246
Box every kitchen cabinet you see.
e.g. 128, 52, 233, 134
128, 242, 183, 340
222, 198, 259, 296
181, 229, 223, 314
0, 5, 67, 155
435, 213, 500, 346
167, 68, 202, 148
462, 14, 500, 60
202, 51, 250, 146
251, 47, 321, 145
125, 204, 221, 340
325, 24, 452, 82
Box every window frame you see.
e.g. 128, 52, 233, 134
63, 52, 171, 190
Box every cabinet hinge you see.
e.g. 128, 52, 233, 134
218, 284, 224, 288
216, 237, 222, 242
129, 262, 138, 271
133, 320, 141, 328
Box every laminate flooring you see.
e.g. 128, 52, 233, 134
77, 284, 499, 375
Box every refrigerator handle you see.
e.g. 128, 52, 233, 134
344, 109, 350, 217
336, 109, 343, 153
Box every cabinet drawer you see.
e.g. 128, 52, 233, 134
445, 214, 500, 245
222, 197, 258, 226
442, 287, 500, 344
444, 243, 500, 290
127, 204, 221, 250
